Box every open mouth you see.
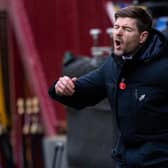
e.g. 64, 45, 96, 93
115, 40, 121, 48
116, 40, 120, 45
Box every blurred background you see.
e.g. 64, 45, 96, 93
0, 0, 168, 168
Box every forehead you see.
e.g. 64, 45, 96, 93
114, 17, 137, 27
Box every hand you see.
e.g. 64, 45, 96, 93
55, 76, 77, 96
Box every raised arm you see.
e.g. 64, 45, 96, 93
48, 67, 107, 110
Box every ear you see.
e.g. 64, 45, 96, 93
139, 31, 149, 44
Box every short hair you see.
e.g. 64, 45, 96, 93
114, 6, 153, 32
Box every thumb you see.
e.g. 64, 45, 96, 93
72, 77, 77, 82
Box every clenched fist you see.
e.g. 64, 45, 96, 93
55, 76, 77, 96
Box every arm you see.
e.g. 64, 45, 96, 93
48, 67, 106, 110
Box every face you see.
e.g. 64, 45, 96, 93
112, 17, 148, 56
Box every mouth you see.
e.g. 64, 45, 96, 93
114, 39, 122, 49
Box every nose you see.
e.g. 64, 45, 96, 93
115, 27, 123, 35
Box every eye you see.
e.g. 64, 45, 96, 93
124, 27, 132, 32
113, 25, 119, 30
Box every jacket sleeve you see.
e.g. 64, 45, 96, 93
48, 65, 107, 110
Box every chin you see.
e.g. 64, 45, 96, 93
114, 51, 123, 57
114, 48, 124, 56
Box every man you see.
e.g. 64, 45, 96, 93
48, 6, 168, 168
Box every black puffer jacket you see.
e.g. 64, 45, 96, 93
49, 28, 168, 167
